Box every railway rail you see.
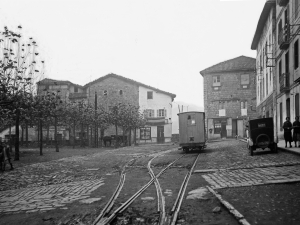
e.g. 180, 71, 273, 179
92, 150, 200, 225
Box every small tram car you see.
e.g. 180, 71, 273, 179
178, 111, 206, 152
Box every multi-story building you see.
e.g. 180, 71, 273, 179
275, 0, 300, 138
200, 56, 258, 140
251, 0, 276, 120
36, 73, 176, 144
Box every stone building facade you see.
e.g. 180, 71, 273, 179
274, 0, 300, 139
200, 56, 258, 140
251, 0, 276, 121
36, 73, 176, 145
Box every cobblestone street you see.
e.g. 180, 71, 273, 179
0, 179, 104, 214
0, 141, 300, 225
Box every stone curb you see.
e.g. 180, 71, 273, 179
193, 161, 300, 173
277, 146, 300, 156
210, 178, 300, 190
206, 186, 251, 225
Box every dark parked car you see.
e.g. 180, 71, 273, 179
246, 118, 278, 156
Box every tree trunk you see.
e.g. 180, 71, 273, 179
55, 116, 59, 152
21, 125, 24, 146
9, 125, 12, 153
122, 127, 126, 146
25, 122, 28, 148
129, 127, 131, 146
115, 124, 118, 148
80, 123, 84, 147
39, 118, 43, 156
46, 124, 50, 145
94, 123, 97, 148
90, 126, 93, 147
134, 127, 136, 145
37, 121, 40, 143
86, 125, 89, 147
73, 121, 76, 149
14, 110, 20, 160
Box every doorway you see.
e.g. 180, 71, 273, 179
157, 126, 165, 143
221, 121, 227, 138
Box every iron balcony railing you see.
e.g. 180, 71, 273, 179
278, 23, 290, 50
277, 0, 289, 7
279, 73, 290, 92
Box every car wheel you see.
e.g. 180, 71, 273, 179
249, 146, 254, 156
273, 144, 278, 153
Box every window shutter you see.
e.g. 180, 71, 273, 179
164, 109, 167, 117
157, 109, 159, 117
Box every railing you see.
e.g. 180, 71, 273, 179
278, 23, 290, 50
279, 73, 290, 92
277, 0, 289, 7
68, 92, 87, 99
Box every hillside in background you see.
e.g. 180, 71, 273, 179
172, 101, 204, 134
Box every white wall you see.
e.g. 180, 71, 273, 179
138, 86, 173, 140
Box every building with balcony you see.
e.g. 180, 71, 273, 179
251, 0, 276, 120
275, 0, 300, 138
200, 56, 258, 140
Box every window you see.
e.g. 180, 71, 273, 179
241, 101, 247, 109
214, 120, 221, 134
266, 73, 268, 94
241, 74, 250, 87
219, 101, 225, 109
140, 127, 151, 140
296, 93, 300, 117
286, 98, 290, 118
278, 20, 282, 45
157, 109, 166, 117
188, 114, 196, 126
295, 40, 299, 69
119, 90, 123, 95
280, 102, 283, 131
286, 51, 289, 73
279, 60, 282, 77
147, 91, 153, 99
296, 0, 299, 19
213, 76, 221, 86
103, 90, 107, 96
144, 109, 154, 117
74, 86, 78, 93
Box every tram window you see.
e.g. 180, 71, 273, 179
188, 115, 196, 126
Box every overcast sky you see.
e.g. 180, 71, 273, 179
0, 0, 265, 108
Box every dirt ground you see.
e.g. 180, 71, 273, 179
219, 183, 300, 225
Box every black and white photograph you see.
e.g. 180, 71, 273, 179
1, 0, 300, 224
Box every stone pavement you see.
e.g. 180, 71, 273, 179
0, 178, 104, 214
277, 139, 300, 155
200, 162, 300, 189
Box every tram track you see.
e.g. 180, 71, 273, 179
92, 150, 200, 225
92, 149, 178, 225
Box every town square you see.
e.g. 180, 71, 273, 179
1, 0, 300, 225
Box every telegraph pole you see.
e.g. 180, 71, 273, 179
94, 91, 97, 147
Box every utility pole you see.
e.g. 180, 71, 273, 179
94, 91, 97, 147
